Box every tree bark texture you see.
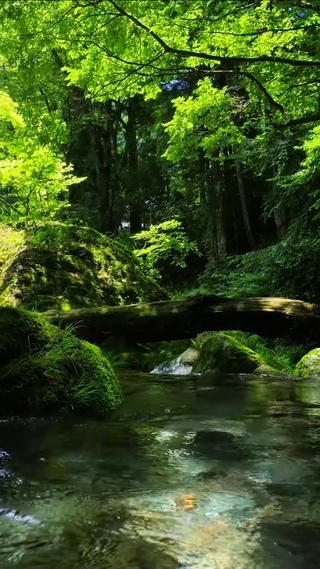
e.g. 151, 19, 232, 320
236, 160, 257, 250
126, 96, 142, 234
43, 296, 320, 345
208, 158, 227, 262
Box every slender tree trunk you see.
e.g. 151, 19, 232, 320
236, 160, 256, 249
126, 97, 141, 234
272, 166, 287, 238
52, 49, 121, 233
99, 101, 115, 233
208, 157, 227, 263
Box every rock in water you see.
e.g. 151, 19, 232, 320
192, 332, 264, 374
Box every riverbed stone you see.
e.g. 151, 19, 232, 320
192, 332, 264, 374
0, 306, 123, 416
179, 346, 200, 366
294, 348, 320, 377
254, 365, 292, 378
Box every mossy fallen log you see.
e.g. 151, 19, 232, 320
43, 295, 320, 344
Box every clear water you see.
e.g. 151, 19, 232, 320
1, 372, 320, 568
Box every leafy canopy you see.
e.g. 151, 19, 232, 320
133, 220, 200, 279
0, 90, 84, 224
163, 78, 243, 162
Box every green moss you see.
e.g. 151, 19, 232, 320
0, 306, 61, 365
220, 331, 293, 373
192, 332, 264, 374
0, 223, 166, 311
193, 331, 299, 374
294, 348, 320, 378
62, 340, 123, 414
0, 307, 122, 416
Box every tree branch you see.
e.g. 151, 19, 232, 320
20, 5, 75, 37
242, 71, 286, 115
0, 196, 21, 216
39, 87, 51, 113
73, 0, 104, 7
82, 38, 165, 69
281, 79, 320, 95
107, 0, 320, 69
170, 21, 314, 37
275, 111, 320, 129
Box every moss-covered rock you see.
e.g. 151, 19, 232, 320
294, 348, 320, 378
0, 306, 60, 366
194, 330, 296, 374
0, 307, 123, 416
0, 223, 165, 311
253, 365, 292, 378
192, 332, 264, 374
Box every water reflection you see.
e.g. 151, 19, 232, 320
0, 373, 320, 568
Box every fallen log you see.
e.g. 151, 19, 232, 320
42, 295, 320, 344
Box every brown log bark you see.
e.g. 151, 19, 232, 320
42, 296, 320, 345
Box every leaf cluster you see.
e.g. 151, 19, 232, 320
133, 219, 200, 279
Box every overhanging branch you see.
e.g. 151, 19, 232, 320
276, 111, 320, 129
107, 0, 320, 69
242, 71, 286, 115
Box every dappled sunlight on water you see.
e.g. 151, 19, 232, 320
1, 373, 320, 568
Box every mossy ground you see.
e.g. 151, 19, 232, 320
0, 307, 123, 416
0, 223, 165, 311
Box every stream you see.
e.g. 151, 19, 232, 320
1, 371, 320, 568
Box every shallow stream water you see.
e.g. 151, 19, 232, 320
1, 372, 320, 568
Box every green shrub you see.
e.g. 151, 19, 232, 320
133, 220, 201, 280
201, 232, 320, 303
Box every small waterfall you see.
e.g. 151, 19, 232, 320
0, 509, 43, 525
151, 355, 193, 375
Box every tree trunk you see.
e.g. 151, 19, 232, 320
93, 100, 115, 234
51, 49, 120, 234
236, 160, 256, 249
126, 97, 142, 234
273, 166, 287, 238
43, 296, 320, 345
208, 158, 227, 262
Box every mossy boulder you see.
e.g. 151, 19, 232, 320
194, 330, 295, 374
0, 223, 165, 311
192, 332, 264, 374
294, 348, 320, 378
0, 307, 123, 416
0, 306, 61, 366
